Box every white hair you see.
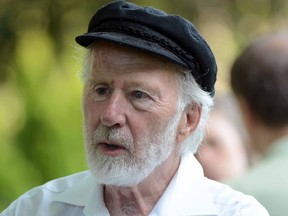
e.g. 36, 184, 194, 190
81, 49, 92, 84
175, 71, 214, 155
81, 48, 214, 155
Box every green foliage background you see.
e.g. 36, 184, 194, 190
1, 0, 288, 211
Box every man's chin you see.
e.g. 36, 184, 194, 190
90, 169, 146, 187
87, 157, 152, 187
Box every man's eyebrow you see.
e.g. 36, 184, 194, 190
125, 80, 159, 88
87, 78, 109, 87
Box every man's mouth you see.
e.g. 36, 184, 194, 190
103, 143, 124, 150
97, 142, 127, 156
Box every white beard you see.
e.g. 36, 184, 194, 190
84, 111, 182, 187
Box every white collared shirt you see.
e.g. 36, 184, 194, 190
1, 153, 269, 216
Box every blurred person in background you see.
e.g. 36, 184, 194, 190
227, 31, 288, 216
1, 1, 268, 215
196, 93, 250, 182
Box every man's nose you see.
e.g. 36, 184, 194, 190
100, 92, 126, 127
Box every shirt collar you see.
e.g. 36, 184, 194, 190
54, 171, 110, 215
53, 171, 97, 207
151, 153, 218, 216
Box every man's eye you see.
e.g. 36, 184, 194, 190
89, 85, 111, 101
96, 87, 108, 96
131, 90, 148, 99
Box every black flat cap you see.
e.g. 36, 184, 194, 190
75, 0, 217, 96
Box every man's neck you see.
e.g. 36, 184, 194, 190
253, 124, 288, 155
104, 153, 180, 216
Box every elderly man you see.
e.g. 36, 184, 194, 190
1, 1, 268, 216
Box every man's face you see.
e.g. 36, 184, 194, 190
82, 42, 183, 186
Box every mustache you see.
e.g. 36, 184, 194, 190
93, 125, 133, 148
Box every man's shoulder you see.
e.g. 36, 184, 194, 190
16, 170, 92, 197
1, 171, 93, 216
41, 170, 92, 192
203, 178, 269, 215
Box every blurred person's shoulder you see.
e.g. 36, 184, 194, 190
226, 136, 288, 193
225, 136, 288, 216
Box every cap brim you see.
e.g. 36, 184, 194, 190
75, 31, 188, 69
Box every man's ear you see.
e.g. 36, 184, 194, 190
176, 103, 202, 144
